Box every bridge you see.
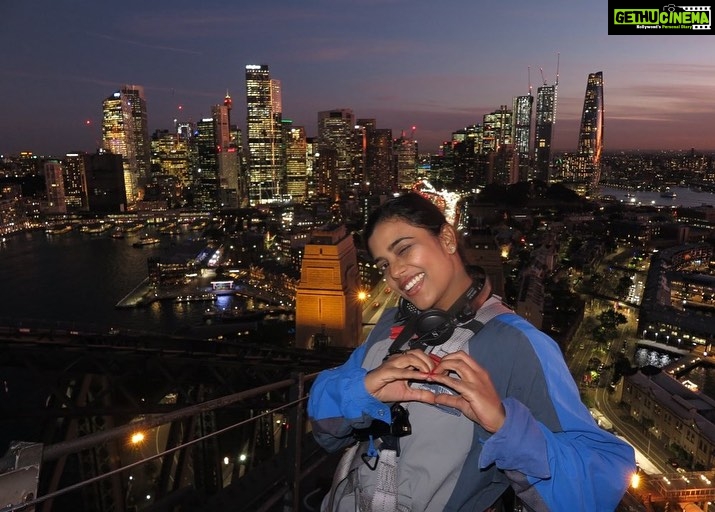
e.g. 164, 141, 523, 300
0, 325, 349, 512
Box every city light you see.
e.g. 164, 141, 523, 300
131, 432, 145, 444
631, 472, 640, 489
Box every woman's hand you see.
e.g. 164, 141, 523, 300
424, 351, 506, 433
364, 349, 439, 404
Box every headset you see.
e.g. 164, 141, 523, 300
390, 267, 490, 350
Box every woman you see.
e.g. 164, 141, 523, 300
308, 192, 635, 511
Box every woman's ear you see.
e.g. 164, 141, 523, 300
439, 224, 457, 254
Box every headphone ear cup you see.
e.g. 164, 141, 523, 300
413, 309, 455, 346
397, 297, 420, 322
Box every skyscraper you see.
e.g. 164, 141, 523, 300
512, 94, 533, 182
63, 153, 88, 211
194, 117, 219, 209
317, 109, 357, 198
215, 94, 240, 207
576, 71, 605, 190
357, 119, 393, 195
482, 106, 514, 185
43, 159, 66, 214
283, 120, 308, 202
101, 85, 151, 205
394, 130, 418, 190
245, 64, 283, 204
533, 82, 557, 183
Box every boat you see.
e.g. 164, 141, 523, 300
175, 293, 215, 303
80, 222, 113, 234
45, 224, 73, 235
660, 187, 676, 199
132, 236, 160, 247
110, 228, 125, 239
202, 307, 266, 323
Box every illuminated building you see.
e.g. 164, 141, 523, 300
150, 130, 192, 189
512, 94, 533, 182
357, 118, 393, 195
394, 130, 418, 190
43, 159, 66, 214
317, 109, 356, 198
533, 82, 557, 183
295, 224, 361, 349
63, 153, 88, 211
482, 105, 514, 185
101, 85, 151, 205
576, 71, 604, 190
194, 118, 219, 209
215, 94, 240, 208
451, 124, 486, 188
245, 64, 283, 204
283, 121, 308, 202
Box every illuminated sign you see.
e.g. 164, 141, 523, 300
608, 2, 713, 34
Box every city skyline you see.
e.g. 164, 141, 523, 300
1, 1, 713, 157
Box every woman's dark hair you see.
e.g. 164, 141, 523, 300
364, 193, 447, 257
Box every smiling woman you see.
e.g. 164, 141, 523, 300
307, 192, 636, 511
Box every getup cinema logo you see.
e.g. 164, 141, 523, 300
608, 2, 713, 34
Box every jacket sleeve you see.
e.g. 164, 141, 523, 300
307, 321, 393, 453
477, 317, 636, 512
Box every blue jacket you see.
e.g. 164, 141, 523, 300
308, 302, 636, 511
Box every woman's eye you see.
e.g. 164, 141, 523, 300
397, 245, 410, 255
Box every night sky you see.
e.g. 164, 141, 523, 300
1, 0, 713, 157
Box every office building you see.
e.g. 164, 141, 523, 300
215, 94, 240, 208
84, 151, 127, 213
512, 94, 533, 182
533, 83, 557, 183
63, 153, 88, 211
357, 119, 393, 195
43, 159, 66, 214
246, 64, 283, 204
576, 71, 605, 190
394, 130, 418, 190
101, 86, 151, 206
283, 121, 308, 202
317, 109, 357, 198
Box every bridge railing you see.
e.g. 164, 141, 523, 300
1, 372, 326, 512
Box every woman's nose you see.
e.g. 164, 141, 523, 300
389, 259, 405, 279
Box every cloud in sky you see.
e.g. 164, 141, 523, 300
1, 1, 713, 155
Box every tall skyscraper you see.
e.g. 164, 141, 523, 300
215, 94, 240, 207
317, 109, 357, 198
283, 121, 308, 202
482, 105, 513, 153
245, 64, 283, 204
63, 153, 89, 211
394, 130, 418, 190
101, 85, 151, 205
194, 117, 219, 209
512, 94, 533, 182
482, 106, 514, 185
43, 159, 66, 214
357, 119, 393, 195
576, 71, 605, 190
533, 83, 557, 182
84, 151, 127, 213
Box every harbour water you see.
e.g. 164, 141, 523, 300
0, 228, 216, 335
598, 185, 715, 209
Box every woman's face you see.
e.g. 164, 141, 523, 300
368, 218, 462, 311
